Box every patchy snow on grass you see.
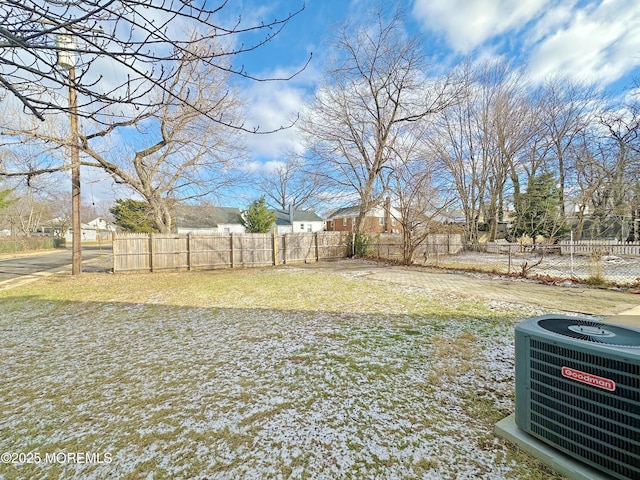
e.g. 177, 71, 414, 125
0, 268, 555, 479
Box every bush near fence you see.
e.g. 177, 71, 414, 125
0, 236, 65, 254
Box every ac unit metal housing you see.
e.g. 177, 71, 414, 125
515, 314, 640, 480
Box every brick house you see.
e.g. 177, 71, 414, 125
325, 199, 401, 233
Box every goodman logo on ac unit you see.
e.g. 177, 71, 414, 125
562, 367, 616, 392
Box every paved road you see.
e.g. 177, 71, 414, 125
0, 245, 112, 283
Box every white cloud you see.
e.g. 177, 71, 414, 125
241, 82, 307, 159
240, 159, 286, 174
412, 0, 640, 87
524, 0, 580, 45
526, 0, 640, 85
240, 63, 319, 160
412, 0, 550, 52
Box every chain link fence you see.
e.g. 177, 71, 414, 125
368, 236, 640, 287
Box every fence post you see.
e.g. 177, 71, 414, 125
315, 231, 319, 262
187, 233, 192, 271
149, 233, 154, 272
112, 236, 117, 273
283, 234, 287, 264
230, 233, 234, 268
570, 231, 574, 277
508, 244, 512, 274
272, 229, 278, 266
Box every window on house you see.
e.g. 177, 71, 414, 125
379, 217, 384, 226
343, 218, 347, 227
391, 218, 397, 226
300, 223, 305, 230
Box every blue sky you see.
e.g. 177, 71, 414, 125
87, 0, 640, 208
232, 0, 640, 171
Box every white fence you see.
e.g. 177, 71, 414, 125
484, 240, 640, 257
559, 240, 640, 256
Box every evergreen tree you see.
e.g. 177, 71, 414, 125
110, 199, 159, 233
0, 188, 15, 210
512, 172, 568, 242
239, 197, 277, 233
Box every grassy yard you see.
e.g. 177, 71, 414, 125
0, 264, 567, 479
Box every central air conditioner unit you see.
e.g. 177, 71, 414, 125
515, 314, 640, 480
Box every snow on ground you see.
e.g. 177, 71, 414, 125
0, 269, 555, 479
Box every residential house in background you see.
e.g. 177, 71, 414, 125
40, 216, 115, 242
325, 198, 401, 234
69, 217, 115, 243
87, 217, 116, 232
175, 205, 324, 234
273, 206, 324, 234
39, 217, 71, 237
175, 206, 244, 234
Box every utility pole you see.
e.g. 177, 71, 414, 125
69, 65, 81, 275
29, 19, 88, 274
57, 33, 82, 274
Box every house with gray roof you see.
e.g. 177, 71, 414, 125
175, 204, 324, 234
273, 205, 324, 233
175, 206, 244, 234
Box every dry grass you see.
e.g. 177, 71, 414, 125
0, 265, 566, 479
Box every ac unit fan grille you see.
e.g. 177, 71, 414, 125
528, 339, 640, 479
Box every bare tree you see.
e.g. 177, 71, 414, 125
2, 189, 49, 236
571, 131, 608, 239
301, 7, 455, 233
428, 65, 489, 245
562, 99, 640, 241
480, 63, 537, 242
256, 155, 323, 211
388, 124, 455, 264
0, 1, 308, 126
588, 107, 640, 239
42, 188, 72, 235
534, 78, 598, 216
2, 38, 246, 232
429, 61, 543, 243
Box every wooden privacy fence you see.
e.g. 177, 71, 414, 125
113, 232, 352, 273
371, 233, 464, 261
